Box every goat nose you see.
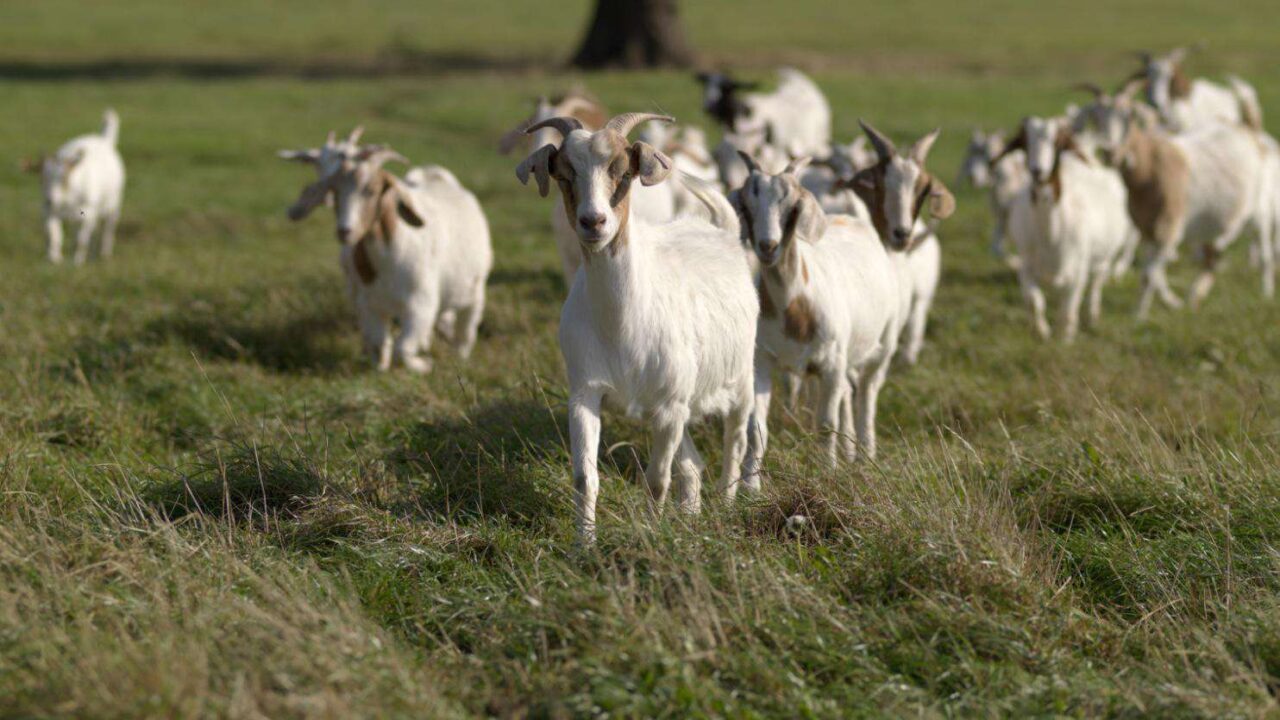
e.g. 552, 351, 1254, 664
336, 227, 353, 243
579, 213, 606, 231
892, 227, 911, 242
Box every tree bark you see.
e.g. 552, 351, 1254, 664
571, 0, 695, 70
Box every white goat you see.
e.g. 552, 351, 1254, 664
1135, 47, 1263, 132
995, 116, 1135, 341
24, 109, 124, 264
515, 112, 756, 543
848, 123, 955, 366
733, 155, 901, 477
500, 93, 676, 287
1084, 82, 1272, 316
285, 142, 492, 372
697, 68, 832, 157
957, 128, 1028, 265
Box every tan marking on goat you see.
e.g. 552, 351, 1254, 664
1169, 63, 1191, 100
783, 294, 816, 343
1115, 127, 1190, 249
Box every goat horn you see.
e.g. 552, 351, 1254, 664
324, 130, 337, 147
525, 116, 584, 140
359, 147, 409, 170
736, 151, 761, 175
858, 119, 897, 159
1073, 82, 1106, 99
348, 125, 365, 145
784, 156, 811, 175
604, 113, 674, 138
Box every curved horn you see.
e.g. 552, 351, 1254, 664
358, 147, 409, 171
604, 112, 674, 138
525, 116, 584, 140
324, 130, 337, 147
347, 125, 365, 145
736, 150, 761, 175
910, 128, 941, 165
858, 119, 897, 159
784, 155, 811, 175
1073, 82, 1105, 99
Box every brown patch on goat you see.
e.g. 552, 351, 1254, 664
758, 279, 777, 318
783, 295, 816, 342
353, 237, 377, 284
1115, 127, 1190, 250
1169, 63, 1192, 100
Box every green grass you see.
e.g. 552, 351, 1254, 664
3, 1, 1280, 717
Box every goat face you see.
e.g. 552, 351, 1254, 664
733, 159, 825, 268
286, 146, 422, 245
958, 131, 995, 188
850, 122, 955, 252
517, 113, 673, 253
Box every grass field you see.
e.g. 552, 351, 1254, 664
3, 1, 1280, 717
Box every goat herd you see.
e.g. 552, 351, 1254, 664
22, 48, 1278, 542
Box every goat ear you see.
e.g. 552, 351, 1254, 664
1057, 129, 1091, 164
287, 177, 333, 221
787, 191, 828, 244
381, 178, 425, 230
925, 174, 956, 220
516, 144, 558, 197
630, 141, 673, 187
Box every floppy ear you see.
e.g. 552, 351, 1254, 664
516, 143, 558, 197
727, 188, 751, 243
287, 176, 334, 221
380, 177, 425, 230
1056, 128, 1090, 164
924, 174, 956, 219
277, 148, 321, 165
630, 141, 673, 186
786, 190, 828, 244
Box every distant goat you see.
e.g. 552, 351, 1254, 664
1133, 47, 1263, 132
995, 116, 1136, 341
697, 68, 832, 157
515, 112, 756, 542
23, 109, 125, 264
284, 137, 492, 372
1082, 81, 1272, 316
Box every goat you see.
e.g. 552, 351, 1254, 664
500, 93, 676, 287
1134, 47, 1263, 132
847, 122, 956, 366
957, 129, 1029, 266
1082, 81, 1272, 316
994, 116, 1137, 341
696, 68, 832, 157
799, 138, 872, 218
22, 109, 124, 264
732, 155, 901, 478
515, 112, 757, 543
285, 140, 492, 372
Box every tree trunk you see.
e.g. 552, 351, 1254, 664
571, 0, 695, 70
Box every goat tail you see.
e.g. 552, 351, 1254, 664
677, 171, 740, 238
101, 108, 120, 145
1227, 76, 1264, 132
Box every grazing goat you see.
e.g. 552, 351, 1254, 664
515, 112, 757, 543
733, 155, 901, 478
500, 93, 676, 287
285, 141, 492, 372
22, 109, 124, 264
1134, 47, 1263, 132
697, 68, 832, 157
995, 116, 1136, 341
847, 122, 955, 366
1082, 82, 1271, 316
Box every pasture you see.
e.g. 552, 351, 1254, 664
2, 1, 1280, 716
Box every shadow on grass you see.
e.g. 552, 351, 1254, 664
0, 48, 542, 82
147, 444, 330, 522
387, 398, 573, 529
